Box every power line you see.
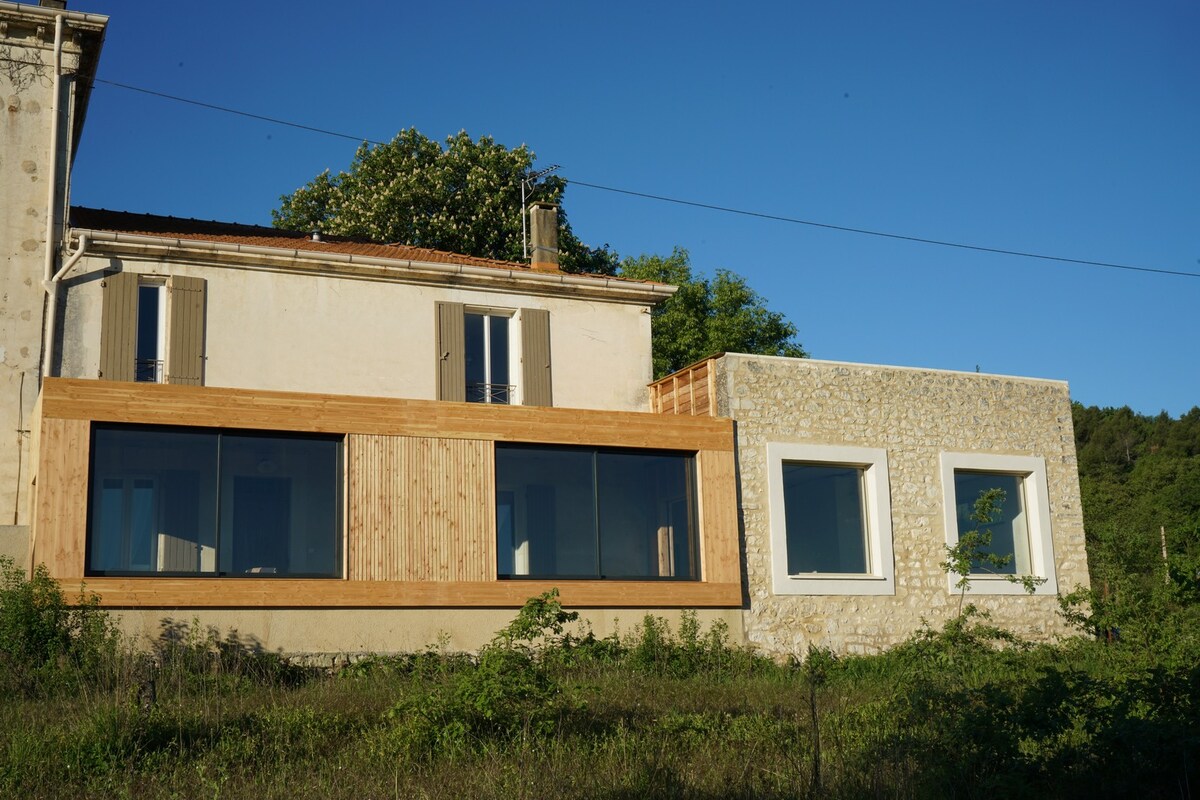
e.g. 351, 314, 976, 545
59, 71, 1200, 281
93, 78, 387, 146
566, 181, 1200, 279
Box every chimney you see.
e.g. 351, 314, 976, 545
528, 201, 559, 271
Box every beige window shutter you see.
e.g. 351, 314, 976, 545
166, 276, 207, 386
98, 270, 137, 382
436, 301, 466, 401
521, 307, 553, 407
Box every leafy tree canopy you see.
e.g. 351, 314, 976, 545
620, 248, 807, 378
272, 128, 617, 275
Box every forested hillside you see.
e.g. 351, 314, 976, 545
1073, 402, 1200, 641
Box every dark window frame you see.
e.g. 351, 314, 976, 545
85, 422, 344, 579
495, 442, 699, 581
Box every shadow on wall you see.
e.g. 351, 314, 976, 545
154, 617, 317, 686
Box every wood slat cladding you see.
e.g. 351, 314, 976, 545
34, 379, 743, 609
40, 379, 735, 452
65, 578, 743, 608
98, 271, 137, 382
649, 357, 717, 417
698, 449, 740, 584
32, 418, 90, 576
349, 435, 495, 582
166, 276, 206, 385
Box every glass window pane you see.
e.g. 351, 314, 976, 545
464, 313, 485, 400
219, 433, 341, 577
89, 427, 218, 574
597, 451, 695, 579
489, 315, 509, 400
954, 472, 1029, 574
135, 285, 161, 382
495, 445, 597, 577
781, 463, 869, 574
89, 426, 341, 578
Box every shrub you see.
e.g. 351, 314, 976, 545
0, 556, 121, 694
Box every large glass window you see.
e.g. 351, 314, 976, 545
88, 425, 342, 577
495, 444, 697, 580
465, 311, 511, 404
781, 463, 870, 575
767, 443, 895, 596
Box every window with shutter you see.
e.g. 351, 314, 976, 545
99, 272, 206, 385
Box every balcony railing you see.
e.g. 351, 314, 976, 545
135, 358, 164, 383
467, 382, 513, 404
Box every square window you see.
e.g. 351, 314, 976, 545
767, 443, 895, 595
939, 453, 1057, 595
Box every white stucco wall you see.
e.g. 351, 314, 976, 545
59, 254, 657, 412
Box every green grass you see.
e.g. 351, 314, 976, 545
2, 567, 1199, 799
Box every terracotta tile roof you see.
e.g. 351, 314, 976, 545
68, 207, 545, 273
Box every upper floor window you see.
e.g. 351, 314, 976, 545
135, 282, 166, 382
767, 442, 896, 595
465, 311, 512, 403
436, 302, 552, 406
100, 271, 206, 385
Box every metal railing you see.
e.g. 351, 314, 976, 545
135, 358, 164, 383
467, 382, 513, 404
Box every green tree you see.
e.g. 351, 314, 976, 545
273, 128, 617, 275
619, 248, 806, 378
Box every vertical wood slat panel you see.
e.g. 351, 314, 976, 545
697, 448, 739, 584
435, 302, 465, 402
349, 434, 494, 581
520, 308, 553, 407
166, 276, 206, 385
98, 271, 137, 381
33, 418, 90, 577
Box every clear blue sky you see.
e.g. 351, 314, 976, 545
69, 1, 1199, 416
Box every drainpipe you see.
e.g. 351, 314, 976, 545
40, 233, 89, 379
42, 13, 64, 289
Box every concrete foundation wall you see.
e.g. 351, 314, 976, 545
58, 255, 655, 412
0, 526, 30, 572
719, 354, 1090, 656
105, 606, 746, 657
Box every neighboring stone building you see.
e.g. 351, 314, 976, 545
2, 0, 1088, 658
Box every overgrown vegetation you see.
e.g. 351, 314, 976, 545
1, 564, 1197, 798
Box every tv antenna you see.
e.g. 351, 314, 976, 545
521, 164, 560, 260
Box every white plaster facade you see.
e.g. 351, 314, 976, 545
56, 247, 662, 412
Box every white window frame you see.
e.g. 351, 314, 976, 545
939, 452, 1058, 596
767, 442, 895, 595
464, 307, 517, 404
